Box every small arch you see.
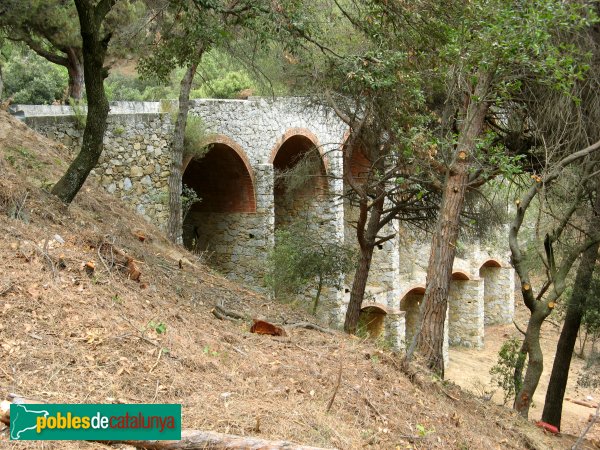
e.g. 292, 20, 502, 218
359, 305, 387, 338
271, 129, 329, 230
361, 302, 389, 314
399, 286, 426, 300
182, 136, 257, 261
183, 134, 256, 191
340, 131, 370, 185
451, 271, 470, 281
400, 287, 426, 346
480, 259, 502, 269
479, 260, 504, 325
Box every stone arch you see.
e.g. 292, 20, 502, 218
269, 128, 328, 172
181, 136, 257, 273
339, 130, 370, 186
358, 304, 388, 338
480, 259, 502, 268
451, 271, 471, 281
448, 270, 485, 348
270, 129, 329, 230
183, 134, 256, 204
479, 259, 505, 325
399, 287, 425, 346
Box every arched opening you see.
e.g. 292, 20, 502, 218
479, 260, 504, 325
272, 133, 327, 230
400, 287, 425, 346
347, 145, 371, 185
182, 140, 256, 273
358, 305, 387, 338
451, 271, 470, 281
448, 271, 484, 348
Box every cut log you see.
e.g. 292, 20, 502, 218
250, 319, 287, 337
1, 394, 332, 450
105, 429, 333, 449
1, 393, 47, 426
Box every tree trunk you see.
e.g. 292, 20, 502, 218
66, 47, 84, 100
166, 50, 202, 244
413, 70, 492, 376
541, 192, 600, 428
0, 63, 4, 100
514, 305, 551, 417
51, 0, 116, 203
312, 276, 323, 315
344, 195, 384, 334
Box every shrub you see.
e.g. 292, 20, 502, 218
266, 219, 355, 315
490, 337, 527, 405
4, 47, 67, 104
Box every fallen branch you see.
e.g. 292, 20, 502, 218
1, 393, 332, 449
149, 348, 163, 373
212, 308, 239, 322
572, 403, 600, 450
212, 304, 248, 322
326, 363, 342, 413
0, 283, 13, 297
566, 397, 599, 409
285, 322, 335, 335
348, 385, 386, 421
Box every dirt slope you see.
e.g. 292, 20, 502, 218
0, 111, 594, 449
447, 301, 600, 445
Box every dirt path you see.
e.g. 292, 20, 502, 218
446, 301, 600, 445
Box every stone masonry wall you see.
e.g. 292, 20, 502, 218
480, 266, 515, 325
449, 279, 484, 348
14, 100, 514, 350
18, 99, 347, 310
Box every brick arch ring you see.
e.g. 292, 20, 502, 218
268, 127, 330, 174
451, 271, 471, 281
399, 285, 426, 301
360, 302, 390, 315
479, 258, 503, 269
182, 134, 257, 211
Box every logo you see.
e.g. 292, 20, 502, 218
10, 404, 181, 440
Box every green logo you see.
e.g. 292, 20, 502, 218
10, 404, 181, 440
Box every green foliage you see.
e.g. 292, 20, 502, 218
490, 337, 527, 405
582, 277, 600, 339
105, 72, 178, 101
415, 423, 435, 438
3, 46, 67, 104
202, 345, 219, 357
266, 220, 355, 315
184, 115, 210, 158
578, 351, 600, 389
440, 0, 595, 96
193, 70, 253, 99
69, 99, 87, 130
274, 151, 324, 201
181, 184, 201, 221
147, 320, 167, 335
191, 49, 255, 99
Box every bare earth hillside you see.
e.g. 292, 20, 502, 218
447, 300, 600, 446
0, 111, 596, 449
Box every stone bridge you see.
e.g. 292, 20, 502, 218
13, 99, 515, 356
